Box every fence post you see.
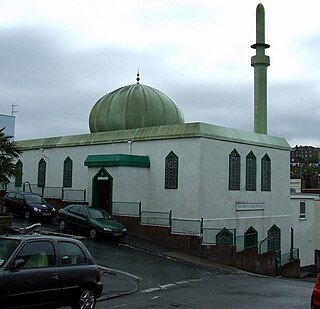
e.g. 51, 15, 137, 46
84, 189, 87, 202
138, 202, 142, 224
199, 218, 204, 257
169, 210, 172, 233
62, 188, 64, 201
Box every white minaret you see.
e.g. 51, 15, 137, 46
251, 3, 270, 134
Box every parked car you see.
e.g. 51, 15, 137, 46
0, 191, 56, 221
311, 273, 320, 308
58, 205, 127, 240
0, 233, 103, 308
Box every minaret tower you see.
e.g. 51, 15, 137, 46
251, 3, 270, 134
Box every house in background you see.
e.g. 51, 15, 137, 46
0, 114, 15, 138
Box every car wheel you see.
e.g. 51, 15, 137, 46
59, 220, 66, 232
72, 287, 96, 309
2, 205, 7, 213
24, 211, 31, 220
89, 228, 97, 239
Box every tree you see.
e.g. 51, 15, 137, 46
0, 127, 22, 187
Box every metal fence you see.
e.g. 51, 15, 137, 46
280, 248, 299, 266
236, 233, 258, 252
6, 182, 86, 202
171, 218, 203, 236
140, 210, 171, 227
112, 201, 141, 217
258, 236, 274, 254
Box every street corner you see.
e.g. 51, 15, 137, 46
98, 266, 140, 301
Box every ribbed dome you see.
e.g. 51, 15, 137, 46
89, 83, 185, 133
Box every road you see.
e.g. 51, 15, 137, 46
12, 218, 315, 308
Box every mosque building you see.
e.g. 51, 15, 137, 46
11, 4, 293, 256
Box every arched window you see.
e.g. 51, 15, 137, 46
165, 151, 178, 189
15, 160, 23, 187
268, 224, 281, 253
37, 158, 46, 188
229, 149, 241, 190
246, 151, 256, 191
261, 154, 271, 191
216, 228, 234, 245
63, 157, 73, 188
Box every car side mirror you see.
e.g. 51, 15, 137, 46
11, 259, 25, 271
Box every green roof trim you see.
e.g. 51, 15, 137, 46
84, 154, 150, 168
16, 122, 291, 151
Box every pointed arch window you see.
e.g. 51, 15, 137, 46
15, 160, 23, 187
261, 154, 271, 191
268, 224, 281, 252
37, 158, 46, 188
63, 157, 73, 188
165, 151, 178, 189
246, 151, 256, 191
229, 149, 241, 190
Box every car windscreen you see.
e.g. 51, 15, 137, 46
0, 238, 20, 267
88, 208, 111, 219
25, 194, 45, 204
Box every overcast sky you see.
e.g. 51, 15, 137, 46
0, 0, 319, 147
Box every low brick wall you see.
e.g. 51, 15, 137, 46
114, 215, 301, 277
235, 247, 276, 276
280, 259, 301, 278
0, 213, 13, 234
114, 215, 202, 255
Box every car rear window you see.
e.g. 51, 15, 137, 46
0, 239, 20, 267
58, 241, 87, 265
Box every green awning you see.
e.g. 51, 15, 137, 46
84, 154, 150, 168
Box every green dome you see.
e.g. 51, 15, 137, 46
89, 83, 185, 133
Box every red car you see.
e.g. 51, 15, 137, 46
311, 274, 320, 309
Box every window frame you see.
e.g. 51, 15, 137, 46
261, 154, 271, 191
63, 157, 73, 188
165, 151, 179, 189
246, 151, 256, 191
229, 149, 241, 191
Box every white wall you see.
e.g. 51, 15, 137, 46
290, 194, 317, 267
16, 135, 292, 253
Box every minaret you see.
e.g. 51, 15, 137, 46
251, 3, 270, 134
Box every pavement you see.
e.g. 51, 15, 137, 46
33, 222, 317, 300
97, 234, 259, 301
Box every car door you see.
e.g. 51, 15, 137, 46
77, 207, 91, 232
14, 193, 27, 217
66, 205, 82, 232
2, 240, 60, 308
55, 240, 91, 301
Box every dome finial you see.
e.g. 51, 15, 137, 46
136, 69, 140, 84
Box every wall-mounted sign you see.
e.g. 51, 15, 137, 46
236, 203, 264, 211
97, 176, 108, 180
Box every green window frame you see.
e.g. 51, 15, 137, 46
229, 149, 241, 190
63, 157, 73, 188
165, 151, 178, 189
15, 160, 23, 187
246, 151, 256, 191
37, 158, 46, 188
261, 154, 271, 191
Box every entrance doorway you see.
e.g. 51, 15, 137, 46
92, 168, 113, 214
